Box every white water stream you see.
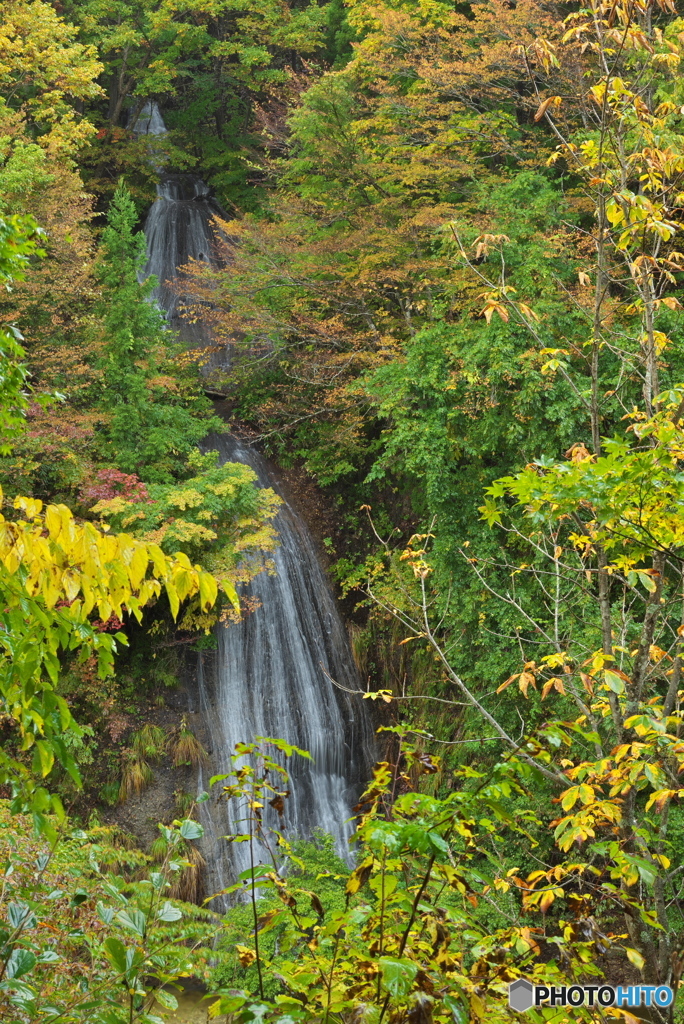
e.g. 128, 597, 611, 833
139, 104, 375, 904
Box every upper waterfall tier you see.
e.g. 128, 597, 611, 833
135, 102, 228, 351
142, 172, 226, 324
131, 101, 167, 137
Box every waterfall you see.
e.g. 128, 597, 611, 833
131, 100, 167, 137
139, 103, 375, 903
196, 436, 375, 901
141, 174, 225, 335
135, 103, 228, 356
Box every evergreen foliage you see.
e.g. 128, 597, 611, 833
95, 181, 224, 483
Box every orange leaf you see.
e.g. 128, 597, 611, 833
497, 673, 520, 693
534, 95, 562, 121
540, 890, 555, 913
519, 670, 536, 696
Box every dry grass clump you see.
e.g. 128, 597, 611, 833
149, 830, 206, 904
118, 750, 154, 803
171, 716, 209, 767
131, 724, 167, 761
117, 725, 169, 804
169, 843, 206, 904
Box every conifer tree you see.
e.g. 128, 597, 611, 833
95, 181, 221, 482
97, 179, 164, 376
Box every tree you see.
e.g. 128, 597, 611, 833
0, 483, 219, 829
0, 215, 46, 453
91, 449, 282, 614
94, 181, 224, 483
351, 0, 684, 1010
0, 0, 103, 352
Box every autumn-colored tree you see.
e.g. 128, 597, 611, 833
0, 0, 103, 347
92, 448, 282, 616
181, 0, 572, 483
349, 0, 684, 1010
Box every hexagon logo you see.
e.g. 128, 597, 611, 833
509, 979, 535, 1013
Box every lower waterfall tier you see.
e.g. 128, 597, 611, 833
194, 435, 375, 904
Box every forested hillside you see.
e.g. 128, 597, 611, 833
2, 0, 684, 1020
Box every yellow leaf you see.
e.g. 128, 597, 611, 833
235, 945, 256, 968
625, 947, 645, 971
199, 572, 218, 612
128, 545, 149, 590
165, 581, 180, 621
173, 569, 193, 603
14, 496, 43, 519
561, 786, 580, 811
518, 302, 540, 322
44, 506, 63, 540
345, 859, 373, 896
221, 578, 240, 611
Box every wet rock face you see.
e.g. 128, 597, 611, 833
105, 687, 201, 848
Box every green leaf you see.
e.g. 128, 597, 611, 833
179, 819, 203, 841
103, 936, 128, 974
379, 957, 419, 997
35, 951, 59, 964
154, 989, 179, 1011
216, 994, 248, 1014
116, 909, 147, 937
443, 994, 469, 1024
2, 978, 35, 1000
604, 670, 625, 694
157, 901, 182, 923
32, 740, 54, 777
97, 903, 115, 925
5, 949, 37, 979
8, 902, 35, 930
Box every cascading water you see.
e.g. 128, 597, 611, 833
135, 103, 228, 356
139, 104, 376, 904
142, 174, 226, 347
196, 436, 375, 902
